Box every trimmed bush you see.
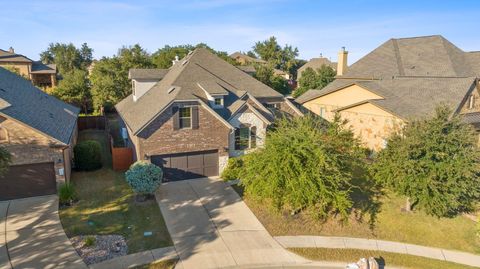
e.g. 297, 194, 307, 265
125, 161, 163, 195
74, 140, 102, 171
221, 157, 244, 181
59, 182, 77, 205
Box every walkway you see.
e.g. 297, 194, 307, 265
0, 195, 86, 269
275, 235, 480, 268
156, 178, 307, 269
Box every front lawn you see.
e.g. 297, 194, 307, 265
235, 185, 480, 254
60, 130, 172, 253
290, 248, 477, 269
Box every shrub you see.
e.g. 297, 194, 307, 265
125, 161, 163, 195
74, 140, 102, 171
240, 114, 365, 220
84, 236, 96, 247
371, 105, 480, 217
221, 157, 244, 181
59, 182, 76, 205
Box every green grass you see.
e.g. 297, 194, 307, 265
290, 248, 477, 269
60, 130, 172, 253
234, 185, 480, 254
131, 259, 177, 269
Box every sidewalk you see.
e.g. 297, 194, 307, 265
275, 235, 480, 268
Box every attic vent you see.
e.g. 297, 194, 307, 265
167, 86, 176, 94
0, 88, 5, 92
182, 60, 188, 66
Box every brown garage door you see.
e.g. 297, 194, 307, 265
151, 150, 219, 181
0, 162, 56, 201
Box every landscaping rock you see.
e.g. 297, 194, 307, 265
70, 235, 128, 265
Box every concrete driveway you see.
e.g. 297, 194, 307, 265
0, 195, 86, 269
156, 178, 306, 269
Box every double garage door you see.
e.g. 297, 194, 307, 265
151, 150, 219, 181
0, 162, 56, 201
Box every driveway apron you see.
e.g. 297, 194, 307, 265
156, 178, 300, 269
0, 195, 86, 269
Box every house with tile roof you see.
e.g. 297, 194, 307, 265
0, 47, 57, 88
116, 48, 302, 181
296, 35, 480, 150
0, 67, 79, 200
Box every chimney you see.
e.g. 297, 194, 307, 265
172, 55, 180, 65
8, 47, 14, 53
337, 47, 348, 76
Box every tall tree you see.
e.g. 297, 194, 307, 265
52, 69, 90, 113
294, 65, 336, 98
40, 42, 93, 75
371, 105, 480, 217
252, 36, 299, 75
253, 64, 290, 95
90, 44, 154, 112
239, 114, 364, 220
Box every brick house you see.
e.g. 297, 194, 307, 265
116, 48, 302, 181
296, 35, 480, 150
0, 47, 57, 88
0, 67, 79, 200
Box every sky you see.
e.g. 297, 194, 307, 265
1, 0, 479, 64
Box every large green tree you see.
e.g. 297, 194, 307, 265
294, 65, 336, 98
240, 114, 364, 220
371, 105, 480, 217
40, 42, 93, 75
52, 69, 90, 113
252, 36, 300, 76
90, 44, 154, 112
253, 64, 290, 95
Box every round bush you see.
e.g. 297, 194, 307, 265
221, 157, 244, 181
74, 140, 102, 171
125, 161, 163, 194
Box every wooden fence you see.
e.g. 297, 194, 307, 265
78, 115, 106, 131
109, 136, 134, 171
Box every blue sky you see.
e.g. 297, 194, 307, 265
1, 0, 479, 64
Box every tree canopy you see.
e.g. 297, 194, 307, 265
253, 64, 290, 95
239, 114, 364, 220
52, 69, 90, 113
371, 105, 480, 217
40, 42, 93, 75
294, 65, 336, 98
252, 36, 300, 76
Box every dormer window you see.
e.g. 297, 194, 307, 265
213, 97, 223, 108
265, 103, 279, 109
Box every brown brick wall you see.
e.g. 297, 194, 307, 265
137, 102, 230, 159
0, 117, 71, 182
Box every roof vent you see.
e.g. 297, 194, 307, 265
182, 60, 188, 66
167, 86, 176, 94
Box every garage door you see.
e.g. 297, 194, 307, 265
151, 150, 219, 181
0, 162, 56, 201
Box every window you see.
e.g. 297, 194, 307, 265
320, 107, 326, 118
469, 95, 475, 109
214, 97, 223, 106
250, 126, 256, 149
235, 126, 256, 150
179, 107, 192, 129
265, 103, 279, 109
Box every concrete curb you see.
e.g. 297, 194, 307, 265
89, 246, 177, 269
274, 235, 480, 268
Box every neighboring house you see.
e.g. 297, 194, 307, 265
230, 52, 266, 65
0, 67, 79, 200
297, 55, 338, 81
116, 48, 302, 181
0, 47, 57, 88
296, 35, 480, 150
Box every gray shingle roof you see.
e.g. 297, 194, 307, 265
298, 58, 337, 74
0, 49, 32, 63
0, 67, 79, 144
128, 69, 169, 80
116, 48, 283, 134
30, 61, 56, 74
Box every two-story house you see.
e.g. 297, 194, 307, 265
296, 35, 480, 150
116, 48, 302, 181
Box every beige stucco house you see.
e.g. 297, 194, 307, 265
296, 35, 480, 150
0, 47, 57, 88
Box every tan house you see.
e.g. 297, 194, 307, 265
0, 47, 57, 88
230, 52, 291, 80
0, 67, 79, 200
116, 48, 302, 181
297, 55, 337, 81
296, 35, 480, 150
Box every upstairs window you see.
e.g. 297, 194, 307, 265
469, 95, 475, 109
179, 107, 192, 129
265, 103, 279, 109
214, 97, 223, 107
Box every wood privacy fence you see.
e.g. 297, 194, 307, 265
78, 115, 106, 131
110, 136, 134, 171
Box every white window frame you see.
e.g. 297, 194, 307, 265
469, 95, 475, 109
179, 107, 192, 129
213, 97, 224, 108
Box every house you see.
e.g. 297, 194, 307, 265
116, 48, 303, 181
297, 55, 338, 81
0, 47, 57, 88
230, 52, 266, 65
296, 35, 480, 150
0, 67, 79, 200
129, 68, 169, 102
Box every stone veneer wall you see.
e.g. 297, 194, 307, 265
228, 106, 267, 158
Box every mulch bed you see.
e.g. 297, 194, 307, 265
71, 235, 128, 265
